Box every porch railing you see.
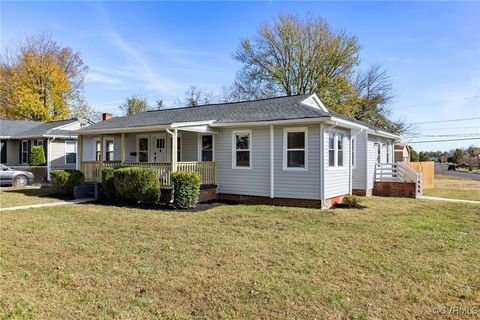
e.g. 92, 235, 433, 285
80, 161, 216, 187
375, 162, 422, 196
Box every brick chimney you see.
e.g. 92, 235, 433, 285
102, 113, 113, 121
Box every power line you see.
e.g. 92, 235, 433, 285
401, 95, 480, 109
412, 117, 480, 125
420, 126, 479, 131
416, 133, 480, 138
408, 137, 480, 143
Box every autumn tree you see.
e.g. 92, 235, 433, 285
0, 34, 88, 121
120, 95, 150, 115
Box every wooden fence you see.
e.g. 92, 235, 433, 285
408, 161, 434, 189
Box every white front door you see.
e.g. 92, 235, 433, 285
151, 133, 167, 163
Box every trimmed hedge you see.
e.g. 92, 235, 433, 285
101, 167, 116, 200
29, 146, 46, 166
171, 171, 201, 209
113, 167, 160, 204
51, 169, 85, 195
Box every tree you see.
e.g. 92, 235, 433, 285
155, 99, 165, 110
29, 146, 46, 166
176, 86, 216, 107
120, 95, 150, 115
418, 151, 430, 162
452, 148, 465, 164
409, 145, 419, 162
232, 14, 409, 135
0, 34, 88, 121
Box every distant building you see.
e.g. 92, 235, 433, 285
394, 143, 410, 163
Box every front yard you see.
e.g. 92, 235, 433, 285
1, 197, 479, 319
423, 174, 480, 201
0, 187, 63, 208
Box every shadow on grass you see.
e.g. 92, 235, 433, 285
1, 187, 71, 201
332, 203, 368, 210
86, 199, 240, 213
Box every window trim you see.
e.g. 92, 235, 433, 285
232, 129, 252, 169
105, 139, 115, 161
327, 131, 346, 169
136, 134, 149, 163
351, 136, 356, 169
21, 140, 28, 164
282, 127, 308, 171
65, 140, 77, 164
198, 134, 215, 162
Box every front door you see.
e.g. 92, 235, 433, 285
151, 133, 167, 163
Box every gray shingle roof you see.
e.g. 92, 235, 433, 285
80, 94, 331, 131
0, 119, 78, 138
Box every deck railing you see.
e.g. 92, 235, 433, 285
80, 161, 216, 187
375, 162, 422, 196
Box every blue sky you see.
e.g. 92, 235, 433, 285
2, 1, 479, 151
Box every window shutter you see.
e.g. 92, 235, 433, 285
0, 140, 6, 164
43, 139, 48, 161
27, 140, 32, 164
19, 141, 22, 163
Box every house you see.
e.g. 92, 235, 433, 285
0, 118, 85, 181
394, 143, 410, 163
76, 93, 409, 208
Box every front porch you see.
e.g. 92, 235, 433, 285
78, 126, 217, 187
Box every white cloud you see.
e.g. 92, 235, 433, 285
86, 72, 121, 85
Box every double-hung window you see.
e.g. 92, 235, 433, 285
21, 140, 28, 164
283, 128, 307, 170
233, 130, 251, 168
65, 140, 77, 164
95, 140, 101, 161
36, 140, 44, 149
328, 132, 345, 167
105, 140, 114, 161
386, 143, 390, 163
375, 143, 381, 163
201, 135, 213, 161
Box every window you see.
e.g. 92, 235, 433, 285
21, 140, 28, 164
328, 132, 344, 167
201, 135, 213, 161
375, 143, 381, 163
65, 140, 77, 164
36, 140, 44, 148
137, 137, 149, 162
233, 130, 251, 168
106, 140, 114, 161
351, 136, 356, 168
283, 128, 307, 170
95, 140, 101, 161
386, 143, 390, 163
177, 136, 182, 161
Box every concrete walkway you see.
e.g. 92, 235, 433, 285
419, 195, 480, 205
0, 198, 95, 212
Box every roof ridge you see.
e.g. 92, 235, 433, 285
145, 93, 313, 113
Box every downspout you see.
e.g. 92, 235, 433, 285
47, 137, 56, 181
165, 128, 175, 203
270, 125, 274, 198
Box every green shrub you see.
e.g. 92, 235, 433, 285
113, 167, 160, 204
101, 167, 116, 200
171, 171, 201, 209
29, 146, 46, 166
342, 195, 362, 208
50, 169, 85, 195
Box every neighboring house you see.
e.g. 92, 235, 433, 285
76, 93, 403, 208
0, 118, 86, 180
394, 143, 410, 163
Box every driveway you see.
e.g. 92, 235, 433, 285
435, 163, 480, 180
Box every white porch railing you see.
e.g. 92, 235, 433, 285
80, 161, 216, 187
375, 162, 422, 196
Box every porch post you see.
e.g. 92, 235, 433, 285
99, 134, 104, 177
172, 129, 178, 172
121, 133, 126, 164
78, 135, 83, 171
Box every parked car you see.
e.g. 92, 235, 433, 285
0, 164, 35, 187
447, 164, 456, 171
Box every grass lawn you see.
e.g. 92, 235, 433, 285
0, 187, 63, 208
1, 197, 479, 319
423, 174, 480, 201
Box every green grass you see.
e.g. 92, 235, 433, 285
423, 174, 480, 201
1, 197, 479, 319
0, 187, 63, 208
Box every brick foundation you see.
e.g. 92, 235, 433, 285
160, 185, 218, 204
352, 188, 373, 197
373, 182, 417, 198
218, 193, 346, 209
